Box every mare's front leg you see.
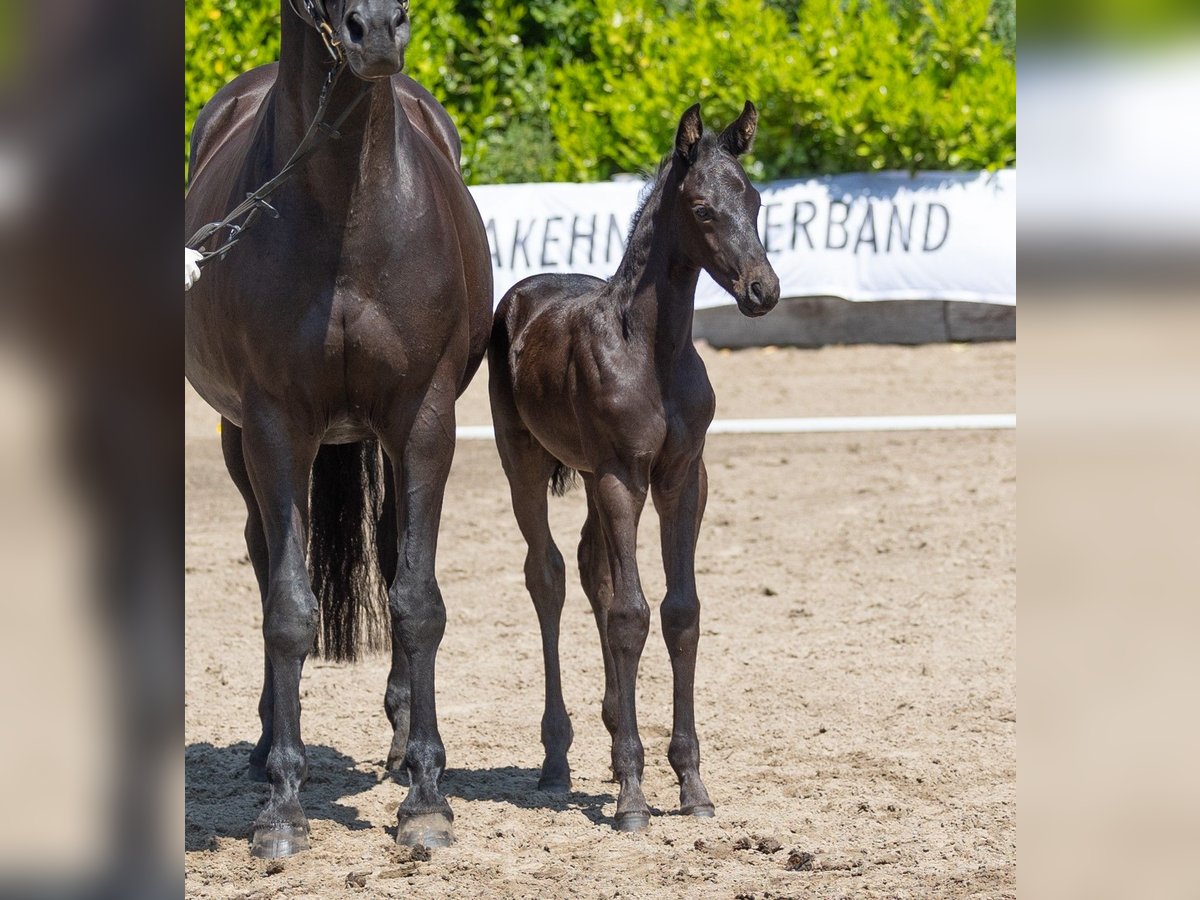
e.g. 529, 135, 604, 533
593, 462, 653, 831
652, 455, 715, 817
379, 381, 458, 848
220, 418, 274, 783
239, 400, 321, 858
376, 457, 412, 774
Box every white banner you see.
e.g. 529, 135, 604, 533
468, 170, 1015, 308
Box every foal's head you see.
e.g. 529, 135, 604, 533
671, 102, 780, 317
303, 0, 412, 80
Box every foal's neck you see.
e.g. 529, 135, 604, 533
272, 10, 402, 207
611, 168, 700, 363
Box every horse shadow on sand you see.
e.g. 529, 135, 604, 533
186, 742, 621, 849
436, 765, 618, 829
185, 741, 378, 851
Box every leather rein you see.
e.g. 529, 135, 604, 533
186, 0, 372, 269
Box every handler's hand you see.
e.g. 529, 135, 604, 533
185, 248, 203, 291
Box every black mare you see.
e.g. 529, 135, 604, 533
185, 0, 492, 856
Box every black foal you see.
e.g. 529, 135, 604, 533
488, 101, 779, 831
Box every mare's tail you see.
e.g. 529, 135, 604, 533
549, 462, 578, 497
308, 441, 389, 662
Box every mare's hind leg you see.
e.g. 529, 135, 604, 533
378, 377, 458, 848
496, 428, 573, 793
376, 456, 412, 774
239, 401, 321, 858
652, 456, 715, 817
579, 476, 619, 746
220, 417, 273, 783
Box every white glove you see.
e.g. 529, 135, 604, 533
185, 247, 203, 291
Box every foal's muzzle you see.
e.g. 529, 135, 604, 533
735, 265, 781, 318
341, 1, 410, 79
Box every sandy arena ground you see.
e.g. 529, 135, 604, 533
185, 341, 1015, 899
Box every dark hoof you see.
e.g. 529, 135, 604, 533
396, 812, 455, 849
681, 803, 715, 818
385, 752, 407, 773
538, 776, 572, 796
614, 810, 651, 833
248, 762, 269, 783
251, 823, 310, 858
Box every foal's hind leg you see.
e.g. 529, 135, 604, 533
652, 456, 715, 817
592, 462, 653, 831
496, 430, 573, 793
579, 477, 619, 746
220, 417, 273, 783
376, 455, 411, 774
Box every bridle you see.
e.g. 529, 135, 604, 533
186, 0, 372, 269
287, 0, 345, 66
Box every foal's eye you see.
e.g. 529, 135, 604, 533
694, 205, 714, 222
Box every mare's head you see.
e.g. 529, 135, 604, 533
671, 102, 780, 317
300, 0, 411, 79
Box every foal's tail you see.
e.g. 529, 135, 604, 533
308, 441, 389, 662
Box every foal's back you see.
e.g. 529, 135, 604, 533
490, 272, 665, 471
491, 272, 606, 376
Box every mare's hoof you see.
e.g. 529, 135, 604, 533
251, 823, 310, 858
247, 762, 269, 783
385, 752, 406, 774
681, 803, 715, 818
538, 776, 572, 796
614, 810, 651, 833
397, 812, 455, 849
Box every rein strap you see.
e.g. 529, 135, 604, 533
187, 4, 363, 269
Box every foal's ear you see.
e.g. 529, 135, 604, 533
720, 101, 759, 157
675, 104, 704, 165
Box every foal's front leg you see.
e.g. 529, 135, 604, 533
652, 456, 715, 817
593, 464, 653, 831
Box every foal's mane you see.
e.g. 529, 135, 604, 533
606, 150, 679, 299
626, 153, 674, 238
608, 133, 723, 299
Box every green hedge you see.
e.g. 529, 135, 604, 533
185, 0, 1015, 183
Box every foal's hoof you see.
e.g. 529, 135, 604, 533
397, 812, 455, 849
681, 803, 715, 818
251, 823, 310, 859
614, 810, 651, 833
